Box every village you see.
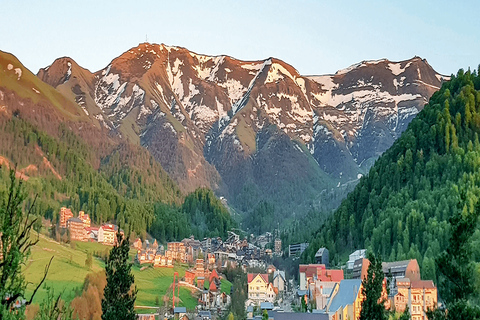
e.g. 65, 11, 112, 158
59, 207, 438, 320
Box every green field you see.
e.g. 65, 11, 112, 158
23, 235, 230, 311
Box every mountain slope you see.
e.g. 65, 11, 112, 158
303, 68, 480, 278
37, 43, 447, 224
0, 49, 183, 235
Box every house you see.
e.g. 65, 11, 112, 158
273, 270, 286, 292
67, 217, 87, 241
197, 311, 212, 320
312, 281, 338, 310
327, 279, 364, 320
184, 270, 195, 285
78, 211, 91, 228
260, 302, 274, 311
98, 224, 117, 245
133, 238, 142, 250
299, 264, 343, 291
85, 227, 99, 242
346, 249, 366, 270
197, 277, 205, 289
247, 273, 276, 305
173, 307, 187, 319
394, 279, 437, 319
315, 248, 329, 268
59, 207, 74, 228
168, 242, 187, 263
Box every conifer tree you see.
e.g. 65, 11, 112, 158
0, 169, 52, 318
359, 252, 387, 320
101, 232, 137, 320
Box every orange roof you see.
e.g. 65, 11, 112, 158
411, 280, 436, 289
317, 269, 344, 282
209, 269, 219, 281
247, 273, 269, 284
209, 281, 217, 292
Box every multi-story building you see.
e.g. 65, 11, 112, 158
167, 242, 186, 263
346, 249, 367, 270
382, 259, 421, 295
289, 243, 309, 257
98, 224, 117, 245
67, 217, 87, 241
59, 207, 74, 228
78, 211, 91, 228
394, 279, 437, 320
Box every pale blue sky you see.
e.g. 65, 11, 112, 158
1, 0, 478, 76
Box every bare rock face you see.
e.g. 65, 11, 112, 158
38, 43, 448, 214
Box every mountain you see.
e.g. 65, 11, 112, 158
37, 42, 447, 224
302, 68, 480, 279
0, 49, 183, 235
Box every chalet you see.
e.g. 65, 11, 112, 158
78, 211, 91, 228
247, 273, 276, 305
67, 217, 86, 241
59, 207, 74, 228
133, 238, 142, 250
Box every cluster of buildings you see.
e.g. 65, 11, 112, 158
298, 248, 437, 320
134, 232, 275, 271
59, 207, 120, 245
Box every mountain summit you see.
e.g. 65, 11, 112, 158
38, 43, 447, 219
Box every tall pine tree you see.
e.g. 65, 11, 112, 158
102, 232, 137, 320
359, 252, 387, 320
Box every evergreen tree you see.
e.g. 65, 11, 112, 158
0, 169, 52, 318
427, 201, 480, 320
359, 252, 387, 320
102, 232, 137, 320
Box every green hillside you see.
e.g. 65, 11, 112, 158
305, 67, 480, 279
24, 234, 216, 311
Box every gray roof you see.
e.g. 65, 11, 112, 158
315, 247, 328, 257
382, 260, 411, 273
261, 302, 274, 310
174, 307, 187, 313
247, 306, 254, 312
273, 270, 286, 281
328, 279, 362, 312
67, 217, 83, 223
269, 311, 328, 320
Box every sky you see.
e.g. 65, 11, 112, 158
1, 0, 479, 76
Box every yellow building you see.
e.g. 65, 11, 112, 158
247, 273, 276, 305
98, 224, 117, 245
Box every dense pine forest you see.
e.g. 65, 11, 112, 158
0, 114, 235, 240
304, 67, 480, 280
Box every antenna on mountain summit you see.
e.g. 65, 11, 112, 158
145, 34, 148, 42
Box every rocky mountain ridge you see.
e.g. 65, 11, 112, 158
37, 43, 448, 218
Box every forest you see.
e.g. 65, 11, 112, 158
0, 112, 234, 241
303, 67, 480, 282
